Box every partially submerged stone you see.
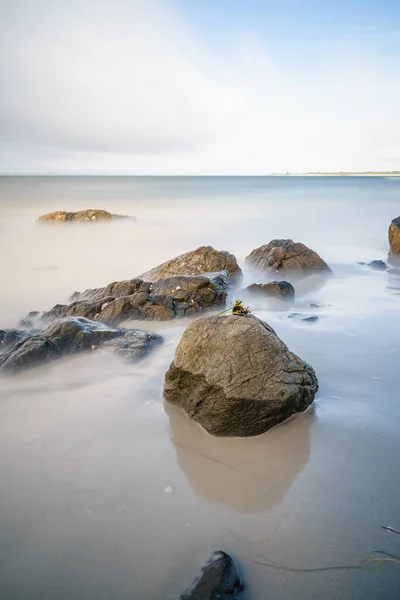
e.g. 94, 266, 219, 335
246, 239, 332, 279
164, 314, 318, 437
139, 246, 242, 282
243, 281, 295, 301
42, 273, 229, 326
367, 260, 387, 271
37, 209, 134, 223
388, 216, 400, 259
0, 317, 162, 373
181, 551, 243, 600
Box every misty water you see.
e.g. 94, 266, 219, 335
0, 176, 399, 600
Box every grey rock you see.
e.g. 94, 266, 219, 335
246, 239, 332, 279
243, 280, 295, 301
367, 260, 387, 271
302, 316, 319, 323
181, 551, 243, 600
0, 317, 162, 373
164, 314, 318, 437
139, 246, 242, 281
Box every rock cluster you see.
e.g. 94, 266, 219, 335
37, 209, 134, 223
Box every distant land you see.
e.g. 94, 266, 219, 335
270, 171, 400, 176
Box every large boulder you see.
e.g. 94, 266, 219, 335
243, 281, 295, 301
164, 314, 318, 437
139, 246, 242, 281
0, 317, 162, 373
245, 239, 332, 279
389, 217, 400, 258
180, 551, 243, 600
37, 209, 133, 223
42, 273, 229, 326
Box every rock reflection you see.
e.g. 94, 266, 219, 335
165, 402, 314, 513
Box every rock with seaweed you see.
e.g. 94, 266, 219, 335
138, 245, 242, 282
180, 551, 243, 600
37, 209, 134, 223
246, 239, 332, 280
164, 313, 318, 437
0, 317, 162, 373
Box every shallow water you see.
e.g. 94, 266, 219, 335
0, 176, 399, 600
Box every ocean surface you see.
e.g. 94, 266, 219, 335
0, 176, 399, 600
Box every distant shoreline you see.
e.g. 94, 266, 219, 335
270, 172, 400, 177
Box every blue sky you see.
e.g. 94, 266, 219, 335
0, 0, 399, 174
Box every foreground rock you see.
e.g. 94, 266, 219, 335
388, 216, 400, 258
37, 209, 134, 223
243, 280, 295, 301
42, 273, 229, 325
0, 317, 162, 373
246, 239, 332, 279
164, 314, 318, 437
181, 551, 243, 600
139, 246, 242, 281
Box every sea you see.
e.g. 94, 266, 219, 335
0, 176, 399, 600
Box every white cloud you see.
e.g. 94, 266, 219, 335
0, 0, 399, 173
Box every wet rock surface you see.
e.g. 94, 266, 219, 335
180, 551, 243, 600
42, 273, 229, 326
0, 317, 162, 373
246, 239, 332, 279
367, 260, 387, 271
37, 209, 134, 223
243, 280, 295, 301
164, 314, 318, 437
138, 245, 242, 281
388, 216, 400, 257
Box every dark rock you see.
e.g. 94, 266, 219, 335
0, 317, 162, 373
19, 311, 41, 329
388, 216, 400, 257
0, 329, 37, 353
164, 314, 318, 437
302, 316, 319, 323
243, 281, 295, 301
309, 303, 321, 308
139, 246, 242, 281
357, 261, 366, 265
37, 209, 134, 223
42, 274, 229, 326
246, 239, 332, 279
181, 551, 243, 600
367, 260, 387, 271
288, 313, 319, 323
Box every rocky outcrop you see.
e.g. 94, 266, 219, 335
388, 217, 400, 258
243, 281, 295, 301
0, 317, 162, 373
37, 209, 134, 223
42, 273, 229, 326
164, 314, 318, 437
246, 239, 332, 279
139, 246, 242, 281
180, 551, 243, 600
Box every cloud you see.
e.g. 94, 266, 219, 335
0, 0, 399, 173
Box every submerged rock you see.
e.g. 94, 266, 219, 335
388, 216, 400, 258
367, 260, 387, 271
0, 317, 162, 373
243, 281, 295, 301
181, 551, 243, 600
164, 314, 318, 437
246, 239, 332, 279
139, 246, 242, 281
37, 209, 134, 223
42, 273, 229, 326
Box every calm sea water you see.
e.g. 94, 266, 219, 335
0, 176, 399, 600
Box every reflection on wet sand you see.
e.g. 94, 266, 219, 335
165, 402, 315, 513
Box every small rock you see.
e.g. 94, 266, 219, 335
242, 281, 295, 301
367, 260, 387, 271
302, 316, 319, 323
180, 551, 243, 600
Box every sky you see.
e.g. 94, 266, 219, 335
0, 0, 399, 174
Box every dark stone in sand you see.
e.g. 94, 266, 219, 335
138, 246, 242, 281
41, 273, 229, 326
180, 551, 243, 600
243, 280, 295, 301
246, 239, 332, 279
164, 314, 318, 437
388, 216, 400, 258
367, 260, 387, 271
0, 317, 162, 373
37, 209, 134, 223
